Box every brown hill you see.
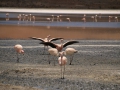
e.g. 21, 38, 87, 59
0, 0, 120, 9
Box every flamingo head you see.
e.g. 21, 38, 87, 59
47, 35, 51, 38
20, 50, 24, 54
60, 39, 64, 43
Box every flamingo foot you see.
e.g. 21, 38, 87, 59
17, 58, 19, 63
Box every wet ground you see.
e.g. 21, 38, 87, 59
0, 40, 120, 90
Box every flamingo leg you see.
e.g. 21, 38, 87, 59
42, 45, 45, 55
48, 53, 51, 64
42, 46, 48, 60
69, 55, 74, 65
16, 53, 19, 63
63, 65, 65, 79
61, 65, 62, 79
53, 56, 56, 66
44, 45, 48, 55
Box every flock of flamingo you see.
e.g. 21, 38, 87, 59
14, 35, 79, 79
6, 13, 119, 22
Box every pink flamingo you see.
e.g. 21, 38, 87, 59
40, 39, 79, 52
6, 13, 9, 21
64, 48, 78, 65
46, 18, 51, 22
82, 17, 86, 22
48, 47, 78, 65
29, 14, 32, 21
14, 44, 24, 63
58, 51, 67, 79
48, 48, 58, 65
51, 15, 54, 22
109, 16, 112, 22
66, 18, 71, 22
32, 16, 35, 23
30, 35, 63, 54
115, 16, 118, 22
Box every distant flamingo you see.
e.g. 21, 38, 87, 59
59, 15, 62, 22
95, 15, 97, 22
25, 15, 28, 21
18, 14, 21, 21
40, 39, 79, 52
51, 15, 54, 22
91, 16, 94, 22
14, 44, 24, 63
46, 18, 51, 22
82, 17, 86, 22
58, 51, 67, 79
109, 16, 112, 22
115, 16, 118, 22
6, 13, 9, 21
22, 14, 25, 21
64, 48, 78, 65
29, 14, 32, 21
57, 15, 60, 22
30, 35, 63, 54
48, 48, 59, 65
32, 16, 35, 23
17, 14, 21, 24
66, 18, 71, 22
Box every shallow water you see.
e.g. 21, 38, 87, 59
0, 8, 120, 28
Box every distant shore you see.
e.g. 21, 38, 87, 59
0, 25, 120, 40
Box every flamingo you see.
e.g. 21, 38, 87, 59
51, 15, 54, 22
29, 14, 32, 21
32, 16, 35, 23
18, 14, 21, 21
22, 14, 25, 21
109, 16, 112, 22
6, 13, 9, 21
17, 14, 21, 24
46, 18, 51, 22
64, 48, 78, 65
14, 44, 24, 63
82, 17, 86, 22
48, 48, 59, 65
59, 15, 62, 22
66, 18, 71, 22
83, 14, 86, 17
58, 51, 67, 79
25, 14, 28, 21
30, 35, 63, 54
115, 16, 118, 22
95, 15, 97, 22
57, 15, 60, 22
48, 47, 77, 65
91, 16, 94, 22
40, 39, 79, 52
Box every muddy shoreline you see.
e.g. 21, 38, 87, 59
0, 40, 120, 90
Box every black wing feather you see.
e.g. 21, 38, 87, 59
49, 38, 63, 42
29, 37, 45, 42
63, 41, 79, 47
40, 42, 56, 48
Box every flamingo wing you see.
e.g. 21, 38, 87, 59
63, 41, 79, 48
40, 42, 57, 48
49, 38, 63, 42
30, 37, 45, 42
